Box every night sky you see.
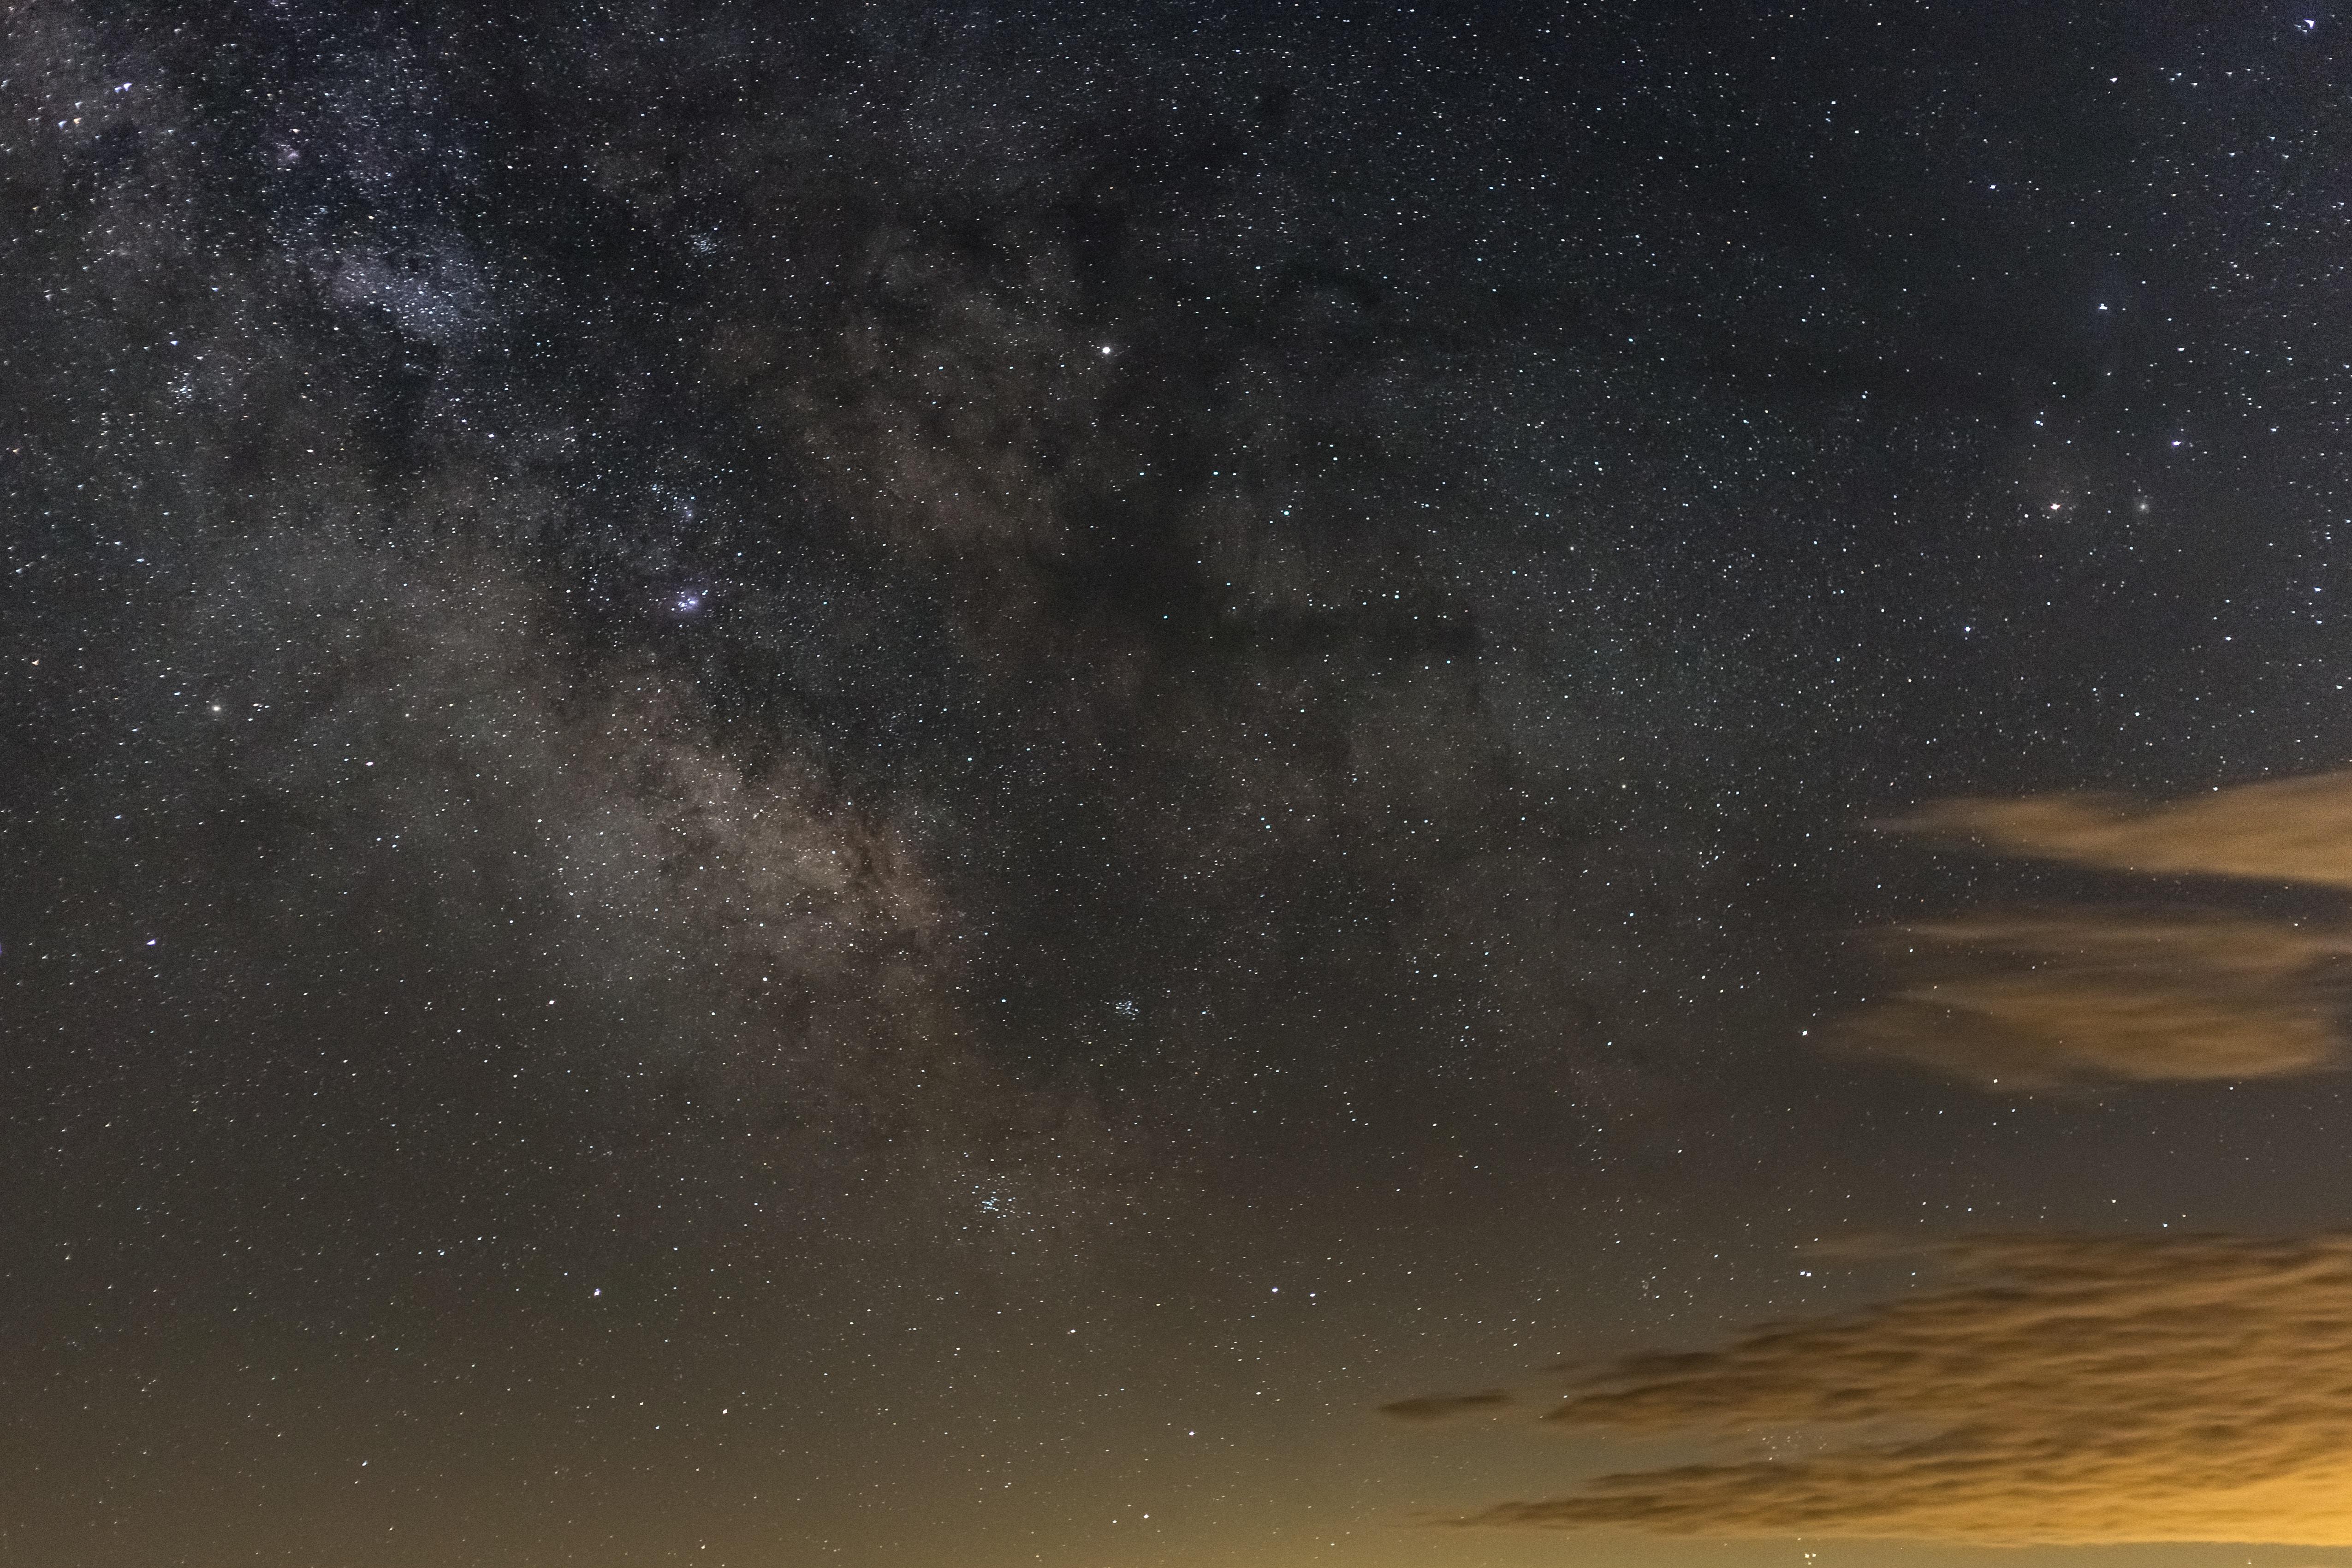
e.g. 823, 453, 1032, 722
8, 1, 2352, 1564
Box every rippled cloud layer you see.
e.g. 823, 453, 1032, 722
1418, 1233, 2352, 1544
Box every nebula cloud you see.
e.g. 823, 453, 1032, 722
1433, 1233, 2352, 1543
1840, 913, 2352, 1086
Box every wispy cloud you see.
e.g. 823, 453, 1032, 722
1378, 1389, 1513, 1423
1431, 1233, 2352, 1543
1897, 770, 2352, 889
1839, 912, 2351, 1086
1838, 772, 2352, 1086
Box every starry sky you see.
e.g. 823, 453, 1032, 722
8, 1, 2352, 1564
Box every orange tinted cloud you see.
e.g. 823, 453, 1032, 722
1839, 913, 2350, 1086
1438, 1233, 2352, 1543
1898, 770, 2352, 888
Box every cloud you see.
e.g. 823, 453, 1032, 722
1837, 771, 2352, 1087
1897, 771, 2352, 889
1838, 912, 2352, 1086
1436, 1232, 2352, 1543
1380, 1390, 1514, 1423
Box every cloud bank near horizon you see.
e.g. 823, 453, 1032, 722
1430, 1232, 2352, 1544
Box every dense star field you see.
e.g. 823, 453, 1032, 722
7, 2, 2352, 1564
